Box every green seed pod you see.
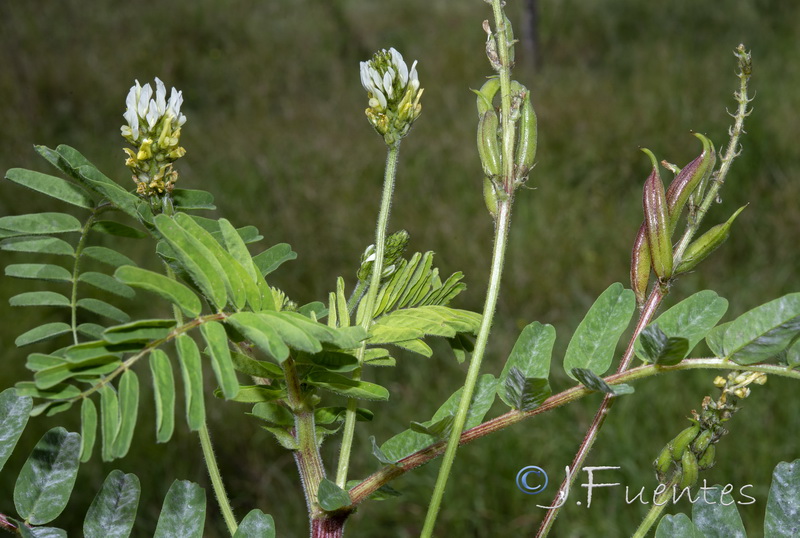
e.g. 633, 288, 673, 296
477, 111, 502, 177
691, 428, 713, 455
671, 424, 701, 461
641, 149, 673, 280
473, 78, 501, 117
679, 450, 700, 489
665, 133, 716, 232
483, 177, 499, 218
654, 444, 674, 482
630, 224, 651, 307
514, 90, 538, 178
675, 205, 747, 274
698, 444, 716, 470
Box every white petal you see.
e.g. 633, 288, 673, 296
155, 78, 167, 115
138, 83, 153, 116
369, 68, 383, 91
168, 87, 183, 116
383, 70, 394, 99
374, 88, 387, 109
146, 99, 159, 128
360, 62, 372, 92
409, 60, 419, 84
396, 56, 409, 87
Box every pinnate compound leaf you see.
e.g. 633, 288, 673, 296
6, 168, 94, 208
634, 289, 727, 361
564, 283, 635, 379
153, 480, 206, 538
115, 265, 202, 318
91, 221, 147, 239
503, 366, 551, 411
1, 236, 74, 256
655, 514, 704, 538
149, 350, 176, 443
692, 485, 746, 537
83, 470, 140, 538
80, 398, 97, 463
317, 478, 351, 511
498, 322, 555, 407
16, 323, 73, 347
764, 459, 800, 537
229, 351, 283, 378
636, 324, 690, 366
176, 335, 205, 431
224, 385, 285, 403
172, 188, 215, 211
200, 321, 239, 399
14, 427, 81, 524
570, 368, 633, 396
234, 510, 275, 538
102, 319, 176, 344
714, 293, 800, 365
112, 370, 139, 459
0, 388, 32, 472
368, 305, 481, 345
0, 212, 82, 236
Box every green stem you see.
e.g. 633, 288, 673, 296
632, 477, 678, 538
420, 199, 511, 536
198, 423, 238, 536
335, 141, 401, 488
69, 212, 97, 344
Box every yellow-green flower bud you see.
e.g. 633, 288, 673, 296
357, 229, 410, 282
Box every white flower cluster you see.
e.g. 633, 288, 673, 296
121, 77, 186, 143
359, 47, 419, 111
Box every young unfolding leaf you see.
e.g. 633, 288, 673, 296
570, 368, 633, 396
99, 385, 120, 462
636, 325, 690, 366
691, 485, 746, 537
112, 370, 139, 459
0, 212, 82, 236
233, 510, 276, 538
115, 265, 202, 318
498, 322, 554, 407
764, 459, 800, 536
83, 470, 140, 538
153, 480, 206, 538
200, 321, 239, 399
368, 305, 481, 346
5, 168, 95, 209
634, 290, 728, 362
0, 388, 32, 472
176, 335, 205, 431
79, 398, 97, 463
563, 283, 635, 379
149, 350, 176, 443
14, 427, 81, 525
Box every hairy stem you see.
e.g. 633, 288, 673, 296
348, 356, 799, 506
632, 477, 679, 538
336, 141, 401, 488
69, 212, 97, 344
198, 423, 238, 536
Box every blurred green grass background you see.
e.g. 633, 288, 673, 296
1, 0, 799, 536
